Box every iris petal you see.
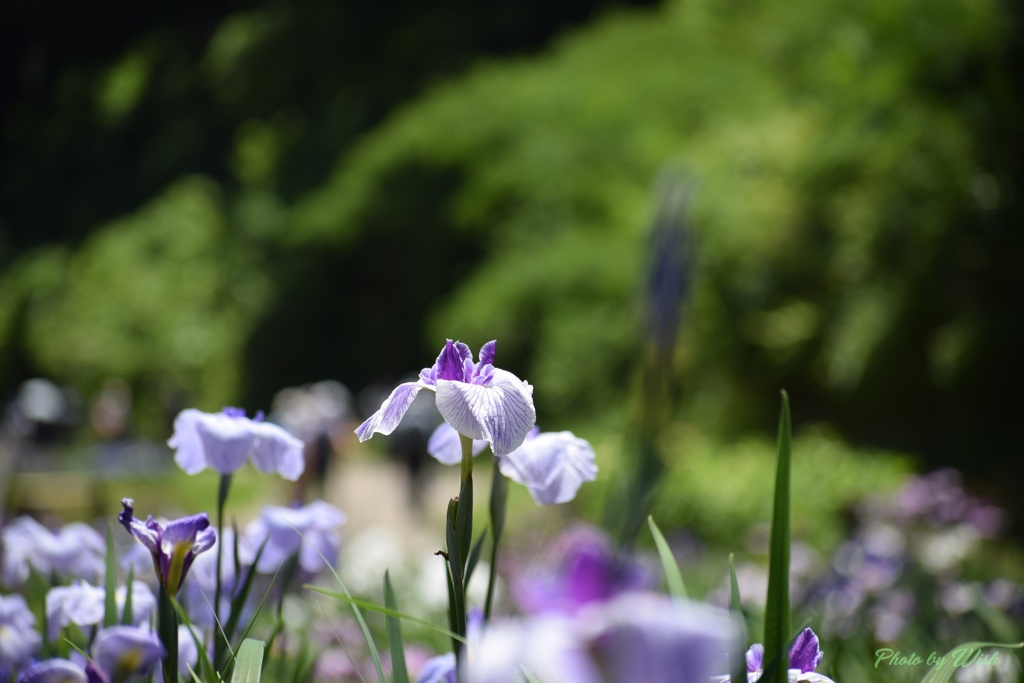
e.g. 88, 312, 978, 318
426, 423, 488, 465
498, 432, 597, 505
248, 421, 305, 481
435, 369, 535, 456
355, 382, 427, 441
194, 413, 256, 474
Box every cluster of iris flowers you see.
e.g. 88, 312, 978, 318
1, 339, 843, 683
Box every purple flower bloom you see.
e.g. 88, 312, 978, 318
514, 526, 652, 615
118, 499, 216, 596
169, 407, 305, 481
92, 626, 164, 682
427, 424, 598, 505
46, 582, 156, 640
244, 500, 346, 574
1, 594, 41, 671
740, 628, 834, 683
415, 653, 456, 683
1, 517, 105, 586
15, 658, 88, 683
357, 340, 536, 457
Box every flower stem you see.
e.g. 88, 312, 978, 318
157, 582, 179, 683
213, 473, 232, 671
484, 462, 507, 621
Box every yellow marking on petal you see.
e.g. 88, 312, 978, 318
165, 541, 192, 596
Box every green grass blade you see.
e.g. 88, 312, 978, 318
919, 642, 1022, 683
728, 553, 745, 683
384, 570, 409, 683
306, 586, 466, 643
169, 596, 219, 683
762, 390, 792, 683
104, 523, 118, 628
521, 665, 542, 683
465, 529, 488, 588
647, 516, 687, 600
231, 638, 266, 683
121, 565, 135, 625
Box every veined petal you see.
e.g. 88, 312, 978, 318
249, 421, 305, 481
478, 340, 497, 367
789, 628, 823, 673
435, 340, 472, 382
435, 369, 535, 456
355, 382, 427, 441
426, 423, 488, 465
498, 431, 597, 505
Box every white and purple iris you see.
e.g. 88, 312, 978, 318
356, 340, 536, 458
117, 498, 216, 597
0, 594, 41, 675
428, 424, 598, 505
243, 500, 347, 575
169, 407, 305, 481
1, 517, 105, 586
719, 628, 834, 683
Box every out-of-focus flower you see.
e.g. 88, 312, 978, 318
469, 594, 740, 683
0, 594, 41, 671
244, 500, 346, 574
169, 407, 304, 481
45, 581, 156, 640
118, 499, 215, 597
415, 652, 456, 683
14, 658, 88, 683
180, 528, 244, 627
92, 626, 164, 682
357, 340, 536, 457
1, 517, 105, 586
427, 424, 598, 505
514, 526, 651, 616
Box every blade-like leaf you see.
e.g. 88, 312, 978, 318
763, 390, 792, 683
728, 553, 745, 683
465, 529, 488, 588
647, 516, 687, 600
920, 642, 1022, 683
121, 565, 135, 625
384, 570, 410, 683
169, 596, 220, 683
232, 638, 266, 683
104, 523, 117, 628
521, 665, 542, 683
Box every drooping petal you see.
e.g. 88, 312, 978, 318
167, 408, 207, 475
118, 500, 159, 554
248, 421, 305, 481
193, 412, 257, 474
15, 659, 88, 683
355, 382, 427, 441
426, 423, 488, 465
435, 368, 535, 456
788, 628, 823, 673
498, 432, 597, 505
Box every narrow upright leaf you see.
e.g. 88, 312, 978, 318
103, 523, 117, 628
232, 638, 266, 683
728, 553, 741, 616
121, 565, 135, 625
647, 516, 687, 600
763, 390, 792, 683
384, 570, 410, 683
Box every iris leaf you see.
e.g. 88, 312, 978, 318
647, 515, 687, 600
762, 390, 792, 683
232, 638, 265, 683
384, 570, 410, 683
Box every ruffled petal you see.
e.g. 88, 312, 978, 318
248, 421, 305, 481
167, 409, 208, 475
355, 382, 427, 441
498, 431, 597, 505
426, 423, 488, 465
435, 369, 535, 456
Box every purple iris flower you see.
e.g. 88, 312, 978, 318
739, 628, 834, 683
2, 517, 105, 586
169, 407, 305, 481
46, 582, 156, 640
118, 499, 216, 597
15, 659, 89, 683
427, 424, 598, 505
415, 653, 456, 683
514, 526, 652, 615
1, 594, 41, 673
357, 340, 536, 457
92, 626, 165, 683
243, 500, 346, 574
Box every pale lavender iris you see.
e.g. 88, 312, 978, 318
415, 653, 456, 683
1, 594, 41, 673
514, 526, 652, 616
244, 500, 346, 574
357, 340, 536, 457
1, 517, 105, 586
14, 658, 88, 683
92, 626, 165, 682
427, 424, 598, 505
46, 582, 156, 639
169, 407, 305, 481
118, 499, 216, 596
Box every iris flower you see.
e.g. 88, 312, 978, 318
0, 594, 41, 673
169, 407, 305, 481
244, 500, 346, 575
427, 424, 598, 505
717, 628, 835, 683
14, 659, 87, 683
117, 499, 216, 597
1, 517, 105, 586
356, 340, 536, 457
92, 626, 165, 683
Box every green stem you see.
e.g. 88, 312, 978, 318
484, 462, 507, 621
213, 473, 231, 670
158, 582, 179, 683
